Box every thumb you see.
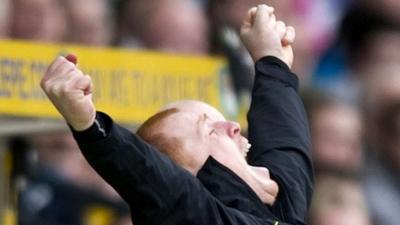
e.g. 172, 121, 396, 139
65, 54, 78, 65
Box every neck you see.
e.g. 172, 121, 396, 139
197, 157, 278, 219
208, 149, 279, 205
241, 165, 279, 205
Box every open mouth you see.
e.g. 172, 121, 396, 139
240, 137, 251, 157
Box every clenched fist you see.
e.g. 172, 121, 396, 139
240, 5, 295, 68
41, 55, 96, 131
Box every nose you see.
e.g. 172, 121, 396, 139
213, 121, 241, 138
230, 121, 240, 136
227, 121, 241, 138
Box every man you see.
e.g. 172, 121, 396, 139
11, 0, 66, 42
120, 0, 209, 54
41, 5, 313, 225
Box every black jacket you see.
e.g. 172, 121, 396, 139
72, 56, 313, 225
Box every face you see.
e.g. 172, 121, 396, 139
143, 0, 209, 54
382, 107, 400, 174
311, 175, 371, 225
0, 0, 10, 37
65, 0, 112, 46
311, 104, 363, 172
12, 0, 66, 42
161, 101, 251, 173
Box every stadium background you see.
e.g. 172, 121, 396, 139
1, 0, 400, 225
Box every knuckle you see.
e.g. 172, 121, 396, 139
258, 4, 267, 9
53, 56, 65, 65
49, 84, 61, 96
65, 61, 75, 70
272, 181, 279, 192
68, 70, 78, 77
40, 80, 51, 91
60, 62, 76, 75
60, 84, 70, 95
78, 70, 85, 76
264, 168, 270, 177
56, 56, 68, 65
51, 82, 69, 96
40, 78, 47, 88
84, 75, 92, 82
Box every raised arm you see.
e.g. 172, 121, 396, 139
240, 5, 313, 224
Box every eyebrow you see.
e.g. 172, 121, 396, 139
196, 113, 208, 126
194, 114, 207, 136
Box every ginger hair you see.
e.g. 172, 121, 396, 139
137, 108, 189, 169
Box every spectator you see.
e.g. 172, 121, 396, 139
208, 0, 321, 83
31, 131, 120, 199
119, 0, 209, 54
304, 90, 363, 174
18, 131, 129, 225
309, 173, 371, 225
313, 4, 400, 102
64, 0, 114, 46
10, 0, 66, 42
0, 0, 11, 37
208, 0, 293, 31
362, 0, 400, 22
362, 66, 400, 225
363, 103, 400, 225
363, 65, 400, 151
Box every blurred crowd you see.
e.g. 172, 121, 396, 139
1, 0, 400, 225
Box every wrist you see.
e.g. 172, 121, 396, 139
252, 49, 284, 64
69, 112, 96, 131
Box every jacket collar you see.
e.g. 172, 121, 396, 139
197, 156, 274, 219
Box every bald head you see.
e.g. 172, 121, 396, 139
164, 100, 226, 122
137, 100, 231, 174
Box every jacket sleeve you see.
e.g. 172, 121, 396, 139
246, 56, 314, 224
71, 112, 289, 225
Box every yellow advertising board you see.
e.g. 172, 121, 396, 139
0, 40, 232, 124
